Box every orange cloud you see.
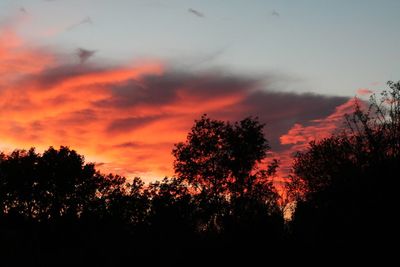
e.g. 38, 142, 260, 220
0, 26, 350, 185
0, 27, 53, 78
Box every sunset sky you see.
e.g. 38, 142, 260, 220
1, 0, 399, 184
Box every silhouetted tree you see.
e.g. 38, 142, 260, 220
0, 147, 100, 221
173, 115, 270, 198
287, 81, 400, 256
172, 114, 283, 254
0, 146, 146, 265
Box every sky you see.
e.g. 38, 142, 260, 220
1, 0, 399, 184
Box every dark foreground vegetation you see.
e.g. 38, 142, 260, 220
1, 82, 399, 265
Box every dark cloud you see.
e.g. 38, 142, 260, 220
107, 115, 163, 133
188, 8, 205, 18
113, 142, 140, 149
57, 109, 98, 126
95, 71, 255, 109
240, 91, 348, 151
25, 64, 105, 90
184, 73, 255, 95
76, 48, 96, 64
30, 121, 44, 131
48, 94, 74, 105
95, 74, 182, 108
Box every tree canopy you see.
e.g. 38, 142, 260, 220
172, 115, 276, 199
172, 115, 282, 233
287, 81, 400, 256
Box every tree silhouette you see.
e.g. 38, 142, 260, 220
0, 146, 99, 221
287, 81, 400, 256
172, 114, 284, 259
0, 146, 141, 265
172, 115, 275, 200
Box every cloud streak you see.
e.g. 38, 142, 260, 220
188, 8, 205, 18
356, 88, 373, 96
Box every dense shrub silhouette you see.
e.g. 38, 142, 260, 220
287, 81, 400, 258
0, 147, 132, 265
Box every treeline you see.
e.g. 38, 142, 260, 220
1, 81, 399, 265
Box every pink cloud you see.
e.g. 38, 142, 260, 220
356, 88, 373, 96
273, 98, 364, 186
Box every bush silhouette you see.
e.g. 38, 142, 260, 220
287, 81, 400, 258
